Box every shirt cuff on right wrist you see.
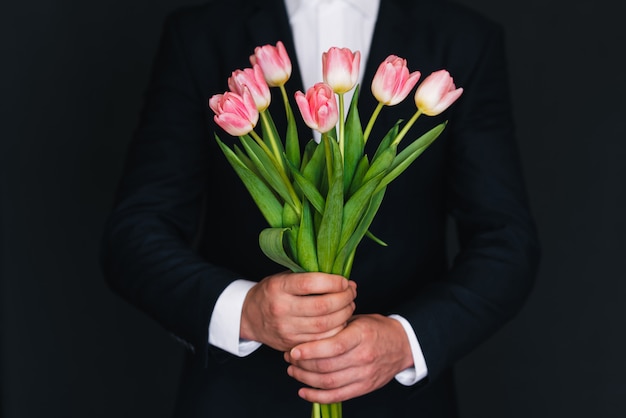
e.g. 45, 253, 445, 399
208, 279, 262, 357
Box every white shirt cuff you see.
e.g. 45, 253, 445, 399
208, 279, 262, 357
388, 314, 428, 386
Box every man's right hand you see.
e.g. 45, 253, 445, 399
240, 272, 357, 352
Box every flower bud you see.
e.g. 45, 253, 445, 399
294, 83, 339, 138
250, 41, 292, 87
228, 65, 271, 111
209, 90, 259, 136
414, 70, 463, 116
371, 55, 420, 106
322, 47, 360, 94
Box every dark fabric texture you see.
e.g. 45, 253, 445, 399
101, 0, 540, 416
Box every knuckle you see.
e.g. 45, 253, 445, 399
332, 340, 347, 355
312, 316, 329, 333
275, 321, 289, 336
266, 278, 282, 294
316, 358, 333, 373
358, 348, 376, 364
268, 301, 285, 317
297, 274, 316, 293
312, 297, 329, 313
320, 374, 337, 389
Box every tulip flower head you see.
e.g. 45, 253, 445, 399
322, 47, 361, 94
371, 55, 421, 106
294, 82, 339, 138
250, 41, 292, 87
414, 70, 463, 116
209, 90, 259, 137
228, 65, 271, 111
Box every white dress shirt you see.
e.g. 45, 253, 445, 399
208, 0, 428, 386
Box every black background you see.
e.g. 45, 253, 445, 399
1, 0, 625, 416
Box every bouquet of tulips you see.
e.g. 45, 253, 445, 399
209, 41, 462, 418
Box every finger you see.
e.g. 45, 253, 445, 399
297, 383, 365, 404
287, 362, 359, 391
285, 302, 355, 337
292, 323, 361, 360
283, 273, 353, 296
289, 289, 356, 317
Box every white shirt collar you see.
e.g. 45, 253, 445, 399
284, 0, 379, 19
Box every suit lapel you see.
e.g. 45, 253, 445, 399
240, 0, 436, 144
363, 0, 414, 84
361, 0, 439, 148
243, 0, 310, 140
245, 0, 305, 92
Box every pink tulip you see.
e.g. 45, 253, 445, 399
322, 47, 361, 94
228, 65, 271, 111
414, 70, 463, 116
294, 83, 339, 137
209, 90, 259, 137
250, 41, 292, 87
371, 55, 421, 106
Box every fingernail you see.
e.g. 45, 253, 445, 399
290, 348, 301, 359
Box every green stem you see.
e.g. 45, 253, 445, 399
312, 402, 321, 418
392, 109, 423, 146
259, 111, 285, 172
279, 84, 290, 116
249, 129, 277, 162
312, 402, 341, 418
322, 133, 333, 188
249, 130, 302, 216
337, 93, 345, 158
363, 102, 384, 143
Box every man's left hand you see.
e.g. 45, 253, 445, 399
284, 314, 414, 404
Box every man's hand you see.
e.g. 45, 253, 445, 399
284, 314, 414, 404
240, 272, 357, 352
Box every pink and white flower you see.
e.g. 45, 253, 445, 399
294, 83, 339, 137
371, 55, 421, 106
209, 90, 259, 137
228, 65, 271, 111
322, 47, 360, 94
250, 41, 292, 87
414, 70, 463, 116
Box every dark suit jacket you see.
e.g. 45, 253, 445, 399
101, 0, 540, 416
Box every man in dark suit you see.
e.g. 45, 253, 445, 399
101, 0, 540, 416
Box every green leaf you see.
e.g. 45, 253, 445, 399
260, 109, 285, 157
332, 188, 386, 277
301, 139, 318, 170
302, 139, 326, 190
233, 144, 260, 177
371, 121, 401, 162
215, 135, 283, 228
282, 202, 299, 261
343, 85, 364, 192
317, 136, 343, 274
285, 105, 301, 170
376, 122, 446, 193
282, 198, 299, 226
258, 227, 305, 273
287, 159, 326, 215
339, 172, 385, 250
239, 135, 295, 208
362, 144, 397, 185
347, 155, 371, 197
297, 200, 319, 272
365, 230, 388, 246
